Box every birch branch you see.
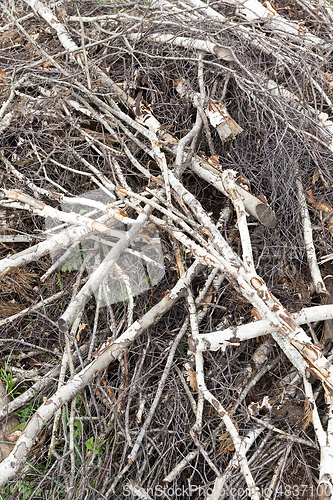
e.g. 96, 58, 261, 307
303, 377, 333, 495
187, 280, 259, 497
295, 174, 327, 295
221, 170, 255, 273
193, 347, 260, 500
197, 304, 333, 351
164, 185, 333, 396
127, 33, 234, 62
0, 291, 65, 328
0, 223, 92, 276
2, 189, 132, 227
58, 206, 151, 333
25, 2, 272, 230
175, 78, 243, 143
231, 0, 327, 47
185, 0, 327, 47
0, 261, 200, 486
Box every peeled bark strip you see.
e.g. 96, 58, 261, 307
156, 163, 333, 396
134, 96, 277, 227
175, 78, 243, 142
205, 100, 243, 142
145, 160, 333, 396
214, 175, 333, 398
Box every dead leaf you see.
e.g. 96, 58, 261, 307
236, 175, 251, 191
6, 430, 21, 442
200, 286, 213, 306
307, 189, 332, 214
251, 307, 262, 321
0, 68, 9, 79
76, 322, 87, 342
0, 381, 19, 461
207, 155, 220, 166
184, 367, 198, 392
312, 170, 320, 185
217, 430, 236, 455
307, 189, 333, 230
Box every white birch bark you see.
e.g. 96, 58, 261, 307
197, 304, 333, 351
127, 33, 235, 61
24, 0, 79, 53
148, 168, 333, 397
303, 378, 333, 494
189, 0, 326, 47
194, 349, 260, 500
221, 170, 255, 272
20, 0, 277, 231
296, 175, 327, 295
175, 78, 243, 142
205, 100, 243, 142
235, 0, 325, 46
182, 0, 227, 23
3, 189, 132, 228
0, 112, 13, 136
0, 224, 91, 275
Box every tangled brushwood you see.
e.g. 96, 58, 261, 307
1, 0, 333, 498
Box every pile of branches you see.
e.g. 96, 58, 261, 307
1, 0, 333, 498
